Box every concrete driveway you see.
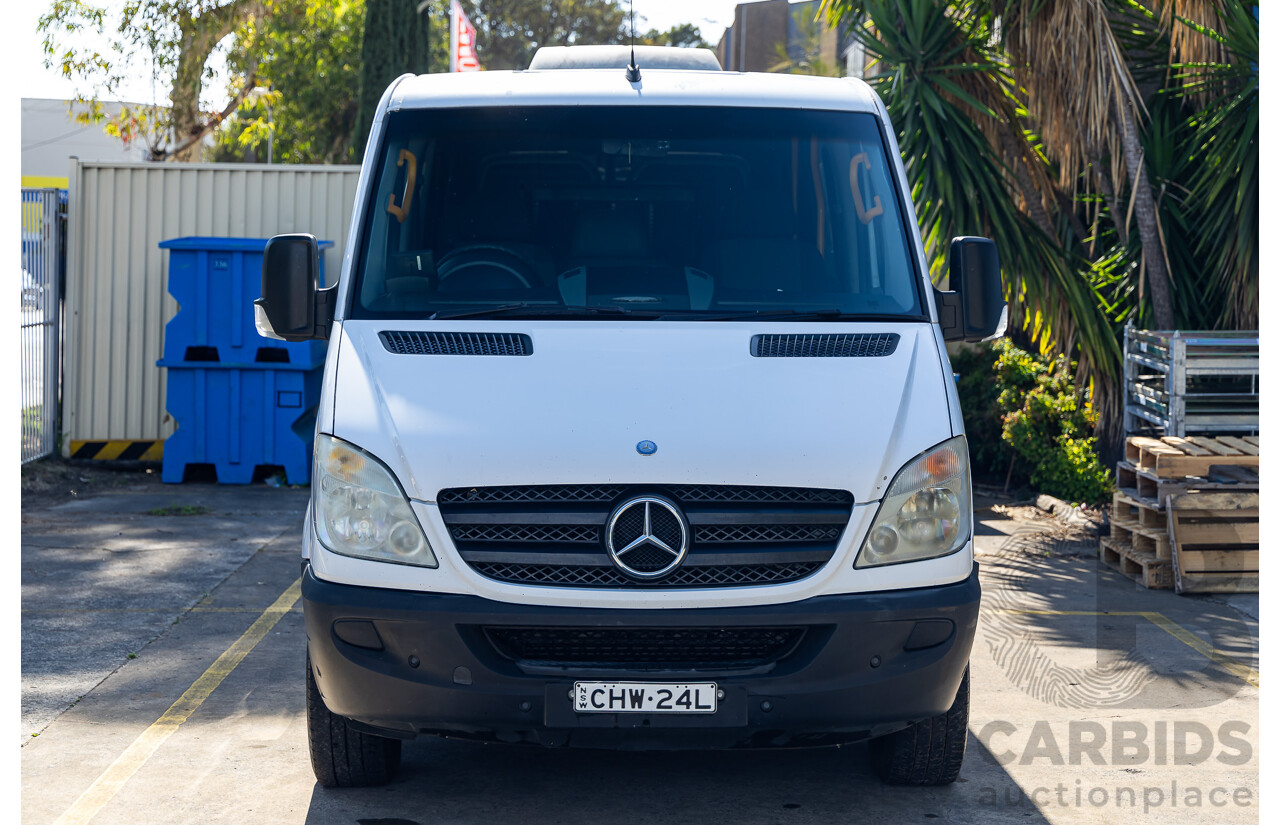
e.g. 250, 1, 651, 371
21, 479, 1259, 825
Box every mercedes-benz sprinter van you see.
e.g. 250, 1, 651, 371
256, 45, 1005, 788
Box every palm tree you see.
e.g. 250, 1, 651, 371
821, 0, 1257, 447
994, 0, 1177, 330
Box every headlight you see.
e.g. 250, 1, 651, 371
313, 434, 438, 568
855, 436, 971, 568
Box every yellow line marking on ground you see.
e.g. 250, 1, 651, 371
51, 577, 302, 825
1140, 612, 1260, 689
991, 608, 1259, 688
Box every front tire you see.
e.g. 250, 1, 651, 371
871, 666, 969, 786
306, 654, 402, 787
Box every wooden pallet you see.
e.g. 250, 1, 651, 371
1109, 515, 1172, 560
1125, 436, 1259, 478
1113, 491, 1165, 529
1099, 537, 1174, 589
1167, 491, 1260, 594
1114, 461, 1259, 509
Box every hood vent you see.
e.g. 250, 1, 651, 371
380, 331, 533, 356
750, 333, 900, 358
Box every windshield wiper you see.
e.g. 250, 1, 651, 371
431, 304, 660, 320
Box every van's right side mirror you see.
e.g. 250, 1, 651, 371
934, 236, 1007, 342
254, 233, 334, 341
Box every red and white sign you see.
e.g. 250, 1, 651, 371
450, 0, 481, 72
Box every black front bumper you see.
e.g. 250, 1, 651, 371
304, 566, 980, 749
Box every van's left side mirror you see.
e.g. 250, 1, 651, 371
934, 236, 1006, 342
254, 233, 335, 341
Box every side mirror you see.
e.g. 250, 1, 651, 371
934, 236, 1006, 342
254, 233, 334, 341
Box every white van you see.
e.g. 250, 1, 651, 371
256, 46, 1004, 788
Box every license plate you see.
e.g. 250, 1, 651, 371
574, 681, 718, 714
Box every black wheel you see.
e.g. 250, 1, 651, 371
871, 666, 969, 786
306, 654, 402, 787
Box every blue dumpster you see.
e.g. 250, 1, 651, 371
159, 237, 332, 367
156, 362, 322, 484
157, 236, 331, 484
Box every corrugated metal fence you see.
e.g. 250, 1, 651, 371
21, 188, 64, 463
63, 160, 360, 454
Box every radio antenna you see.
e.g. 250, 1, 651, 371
626, 0, 641, 82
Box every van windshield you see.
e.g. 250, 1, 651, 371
351, 106, 925, 320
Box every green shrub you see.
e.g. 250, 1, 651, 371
952, 340, 1111, 504
993, 340, 1111, 504
949, 344, 1004, 480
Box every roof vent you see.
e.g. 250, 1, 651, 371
528, 45, 722, 71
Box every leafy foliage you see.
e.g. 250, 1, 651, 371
823, 0, 1257, 460
639, 22, 709, 49
948, 344, 1004, 481
955, 341, 1111, 503
994, 341, 1111, 505
769, 3, 839, 76
456, 0, 629, 71
213, 0, 365, 164
40, 0, 270, 161
353, 0, 432, 153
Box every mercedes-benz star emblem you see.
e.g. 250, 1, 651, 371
605, 495, 690, 580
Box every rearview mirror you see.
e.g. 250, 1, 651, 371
254, 233, 334, 341
934, 237, 1006, 342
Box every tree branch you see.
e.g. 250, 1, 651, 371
153, 72, 259, 161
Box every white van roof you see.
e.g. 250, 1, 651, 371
388, 69, 880, 114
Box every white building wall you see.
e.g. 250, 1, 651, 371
21, 99, 148, 184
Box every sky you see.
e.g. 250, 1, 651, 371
13, 0, 746, 104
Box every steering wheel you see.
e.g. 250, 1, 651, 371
436, 245, 537, 291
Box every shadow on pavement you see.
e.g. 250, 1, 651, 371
301, 731, 1052, 825
977, 532, 1257, 711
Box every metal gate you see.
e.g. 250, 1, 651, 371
21, 188, 63, 463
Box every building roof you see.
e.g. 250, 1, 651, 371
389, 68, 879, 114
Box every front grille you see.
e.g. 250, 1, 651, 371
485, 626, 806, 668
439, 484, 852, 589
470, 561, 825, 587
751, 333, 900, 358
379, 331, 532, 356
